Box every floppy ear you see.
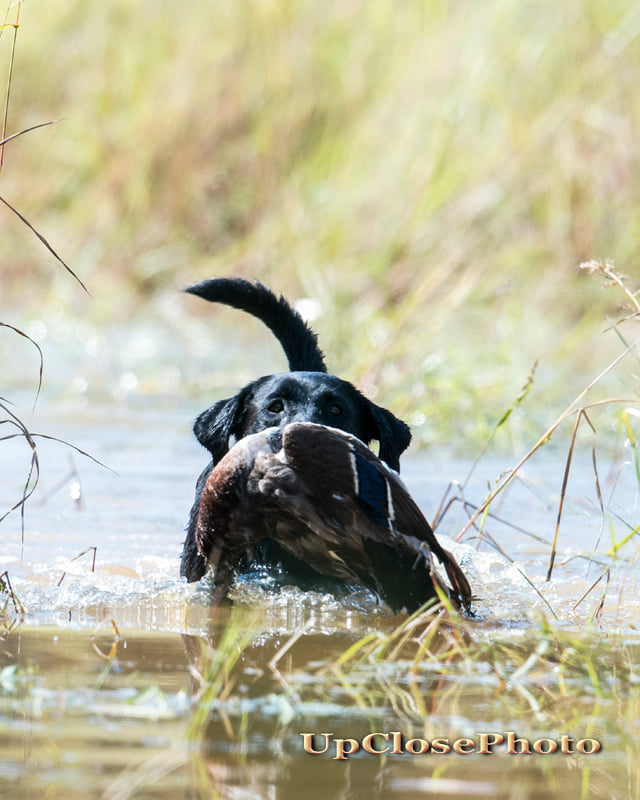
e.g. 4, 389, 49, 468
360, 400, 411, 472
193, 393, 244, 464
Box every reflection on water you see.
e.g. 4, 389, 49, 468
2, 615, 637, 799
1, 404, 639, 798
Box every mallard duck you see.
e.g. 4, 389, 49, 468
193, 421, 472, 614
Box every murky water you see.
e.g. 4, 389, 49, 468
2, 402, 639, 798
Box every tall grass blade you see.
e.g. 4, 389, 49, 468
547, 409, 600, 582
0, 0, 20, 172
0, 194, 88, 292
0, 322, 43, 410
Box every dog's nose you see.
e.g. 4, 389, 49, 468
267, 428, 284, 452
286, 408, 325, 428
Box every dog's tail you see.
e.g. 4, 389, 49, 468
185, 277, 328, 373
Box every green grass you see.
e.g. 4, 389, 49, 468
177, 603, 640, 799
1, 0, 639, 447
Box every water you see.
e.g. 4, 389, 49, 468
1, 401, 639, 798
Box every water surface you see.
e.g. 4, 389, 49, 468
1, 403, 639, 798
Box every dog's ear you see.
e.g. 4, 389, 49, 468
193, 394, 244, 464
360, 400, 411, 473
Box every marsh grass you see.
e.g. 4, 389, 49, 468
0, 324, 42, 544
186, 608, 264, 744
0, 569, 24, 617
2, 0, 640, 446
441, 261, 640, 567
1, 1, 86, 289
183, 604, 640, 798
0, 8, 101, 605
0, 327, 112, 550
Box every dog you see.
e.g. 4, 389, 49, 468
180, 277, 413, 589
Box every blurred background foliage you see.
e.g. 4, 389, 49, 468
1, 0, 639, 448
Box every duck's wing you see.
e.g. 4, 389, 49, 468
193, 423, 473, 613
281, 423, 473, 612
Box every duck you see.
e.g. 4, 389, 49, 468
193, 422, 473, 614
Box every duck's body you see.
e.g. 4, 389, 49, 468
193, 422, 472, 614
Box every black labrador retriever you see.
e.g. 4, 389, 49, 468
180, 277, 412, 587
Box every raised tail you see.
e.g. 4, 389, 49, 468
185, 277, 327, 373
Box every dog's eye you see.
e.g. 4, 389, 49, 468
329, 403, 343, 416
268, 399, 284, 414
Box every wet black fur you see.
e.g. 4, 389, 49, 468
181, 277, 412, 584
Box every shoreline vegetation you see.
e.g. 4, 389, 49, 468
0, 1, 638, 448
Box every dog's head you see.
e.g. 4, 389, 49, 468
194, 371, 411, 472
